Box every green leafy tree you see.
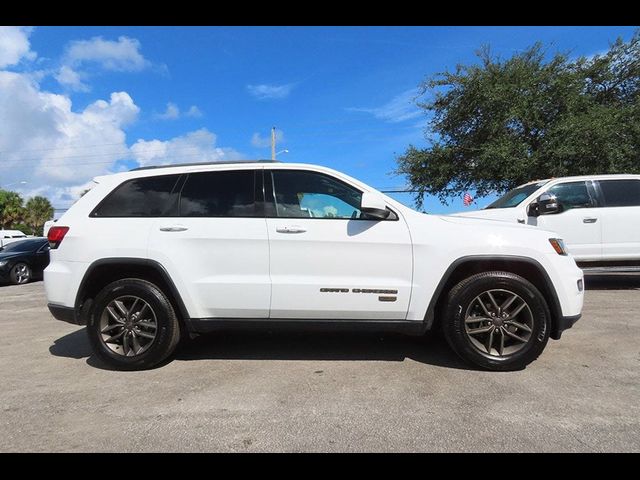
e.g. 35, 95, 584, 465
397, 31, 640, 207
12, 223, 32, 235
0, 190, 25, 229
24, 196, 54, 236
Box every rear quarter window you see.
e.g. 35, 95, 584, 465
91, 174, 182, 217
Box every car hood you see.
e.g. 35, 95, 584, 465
437, 214, 536, 230
449, 208, 517, 221
435, 214, 559, 239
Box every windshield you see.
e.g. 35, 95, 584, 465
485, 181, 549, 209
0, 239, 46, 253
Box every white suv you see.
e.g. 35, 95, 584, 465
44, 161, 584, 371
453, 175, 640, 269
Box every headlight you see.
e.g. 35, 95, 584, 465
549, 238, 568, 255
0, 260, 7, 267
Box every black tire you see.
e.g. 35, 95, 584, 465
9, 262, 31, 285
442, 271, 550, 371
87, 278, 181, 370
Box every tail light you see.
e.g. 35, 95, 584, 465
48, 226, 70, 249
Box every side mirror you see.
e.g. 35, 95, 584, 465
360, 192, 390, 220
531, 192, 560, 216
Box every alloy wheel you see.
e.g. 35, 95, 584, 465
464, 288, 534, 357
12, 264, 30, 284
99, 296, 158, 357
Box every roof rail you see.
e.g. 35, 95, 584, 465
129, 159, 281, 172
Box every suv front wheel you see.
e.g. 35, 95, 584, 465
87, 278, 181, 370
443, 271, 551, 371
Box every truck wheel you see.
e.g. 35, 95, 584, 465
443, 271, 550, 371
87, 278, 181, 370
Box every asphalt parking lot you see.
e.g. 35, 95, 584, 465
1, 277, 639, 452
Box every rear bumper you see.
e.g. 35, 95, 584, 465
552, 313, 581, 340
48, 303, 82, 325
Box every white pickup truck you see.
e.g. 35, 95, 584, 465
454, 174, 640, 271
44, 161, 584, 371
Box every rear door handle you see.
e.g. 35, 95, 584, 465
583, 218, 598, 224
159, 226, 188, 232
276, 225, 306, 234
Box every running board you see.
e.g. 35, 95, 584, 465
581, 266, 640, 274
186, 318, 428, 335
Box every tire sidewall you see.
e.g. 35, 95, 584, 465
87, 279, 179, 370
445, 273, 550, 371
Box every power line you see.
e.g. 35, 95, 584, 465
0, 118, 381, 156
0, 125, 424, 166
379, 189, 420, 193
0, 141, 126, 155
4, 134, 420, 168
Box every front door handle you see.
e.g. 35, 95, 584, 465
276, 225, 306, 234
159, 226, 189, 232
583, 218, 598, 224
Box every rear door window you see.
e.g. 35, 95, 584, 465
179, 170, 260, 217
597, 179, 640, 207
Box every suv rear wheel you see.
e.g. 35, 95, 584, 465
87, 278, 181, 370
443, 271, 551, 371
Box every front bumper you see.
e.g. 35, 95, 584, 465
48, 304, 82, 325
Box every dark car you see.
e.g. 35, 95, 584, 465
0, 238, 50, 285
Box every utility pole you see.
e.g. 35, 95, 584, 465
271, 126, 276, 161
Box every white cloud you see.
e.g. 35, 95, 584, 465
0, 70, 138, 206
0, 72, 240, 208
51, 35, 156, 91
348, 88, 422, 123
247, 83, 294, 100
156, 102, 180, 120
64, 36, 150, 72
54, 65, 89, 92
130, 128, 243, 167
155, 102, 203, 120
251, 129, 284, 148
185, 105, 202, 118
0, 26, 36, 68
0, 37, 238, 209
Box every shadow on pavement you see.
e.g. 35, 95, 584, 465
584, 273, 640, 291
49, 328, 475, 371
49, 328, 92, 359
177, 330, 475, 370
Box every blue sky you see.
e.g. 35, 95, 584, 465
0, 26, 637, 217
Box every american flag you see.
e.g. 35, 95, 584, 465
463, 192, 473, 206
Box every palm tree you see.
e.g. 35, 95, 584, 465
24, 196, 54, 236
0, 190, 25, 230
